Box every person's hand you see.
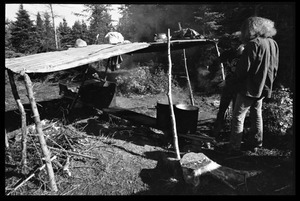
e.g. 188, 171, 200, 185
237, 44, 245, 55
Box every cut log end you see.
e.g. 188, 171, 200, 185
180, 152, 256, 190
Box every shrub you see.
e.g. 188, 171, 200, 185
115, 64, 181, 96
262, 87, 293, 136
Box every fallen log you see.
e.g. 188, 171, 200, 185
180, 152, 261, 190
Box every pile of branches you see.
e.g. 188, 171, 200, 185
5, 119, 106, 195
5, 112, 164, 195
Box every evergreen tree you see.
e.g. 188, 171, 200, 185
81, 20, 89, 43
35, 12, 45, 52
10, 4, 38, 54
36, 12, 44, 32
57, 18, 73, 49
71, 20, 83, 42
42, 11, 56, 52
83, 4, 112, 44
5, 19, 13, 50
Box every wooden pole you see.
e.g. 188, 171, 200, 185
215, 42, 225, 81
50, 4, 58, 50
22, 72, 58, 192
167, 29, 181, 160
7, 69, 28, 172
178, 22, 195, 106
183, 49, 195, 106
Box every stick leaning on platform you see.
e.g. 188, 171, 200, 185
178, 22, 195, 106
167, 28, 181, 160
22, 72, 58, 192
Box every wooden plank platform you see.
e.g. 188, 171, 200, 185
5, 43, 150, 74
131, 39, 216, 54
5, 39, 216, 74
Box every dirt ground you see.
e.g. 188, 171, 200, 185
5, 81, 295, 195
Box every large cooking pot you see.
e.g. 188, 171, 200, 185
156, 102, 199, 134
174, 104, 199, 134
156, 102, 174, 130
79, 80, 116, 109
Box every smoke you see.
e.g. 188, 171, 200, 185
127, 5, 200, 42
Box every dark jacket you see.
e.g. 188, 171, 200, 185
232, 37, 279, 98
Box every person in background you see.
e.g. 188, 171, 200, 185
211, 33, 245, 140
223, 16, 279, 155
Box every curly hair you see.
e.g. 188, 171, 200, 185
239, 16, 277, 43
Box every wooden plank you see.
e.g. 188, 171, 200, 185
5, 40, 215, 74
5, 43, 150, 74
131, 39, 216, 54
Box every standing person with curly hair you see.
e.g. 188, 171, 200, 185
221, 16, 279, 155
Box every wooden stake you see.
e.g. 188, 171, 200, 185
167, 29, 181, 160
7, 69, 28, 171
22, 72, 58, 192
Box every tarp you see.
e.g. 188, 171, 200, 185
5, 39, 216, 74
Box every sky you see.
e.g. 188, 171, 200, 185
5, 4, 122, 27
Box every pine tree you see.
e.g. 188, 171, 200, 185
42, 12, 56, 52
35, 12, 45, 52
70, 20, 89, 44
57, 18, 73, 49
84, 4, 112, 44
10, 4, 38, 54
5, 19, 13, 50
36, 12, 44, 32
81, 20, 89, 43
71, 20, 83, 42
